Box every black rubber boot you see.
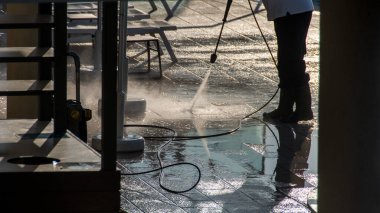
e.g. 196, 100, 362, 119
263, 88, 295, 120
282, 84, 313, 123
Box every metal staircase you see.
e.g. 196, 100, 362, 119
0, 3, 120, 212
0, 3, 67, 132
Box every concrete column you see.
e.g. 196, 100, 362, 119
6, 4, 38, 118
319, 1, 380, 212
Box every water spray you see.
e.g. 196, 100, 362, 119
189, 68, 212, 111
188, 70, 213, 158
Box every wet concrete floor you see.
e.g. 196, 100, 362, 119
114, 0, 319, 211
0, 0, 320, 212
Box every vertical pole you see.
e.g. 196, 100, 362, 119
38, 3, 52, 121
117, 1, 128, 140
101, 1, 118, 171
319, 0, 380, 212
53, 3, 67, 133
94, 1, 102, 71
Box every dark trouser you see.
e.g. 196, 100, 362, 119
274, 11, 312, 89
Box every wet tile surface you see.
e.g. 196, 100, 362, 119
117, 1, 319, 212
117, 118, 318, 212
102, 0, 319, 212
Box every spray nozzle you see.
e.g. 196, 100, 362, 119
210, 53, 217, 63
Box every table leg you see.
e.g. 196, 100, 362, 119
158, 31, 177, 62
160, 0, 173, 19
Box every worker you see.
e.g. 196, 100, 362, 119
262, 0, 314, 122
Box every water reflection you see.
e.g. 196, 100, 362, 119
274, 123, 313, 187
117, 117, 317, 211
272, 122, 316, 212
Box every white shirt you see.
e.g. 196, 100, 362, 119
262, 0, 314, 21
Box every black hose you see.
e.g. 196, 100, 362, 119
119, 124, 201, 194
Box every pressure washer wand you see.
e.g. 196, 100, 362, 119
210, 0, 233, 63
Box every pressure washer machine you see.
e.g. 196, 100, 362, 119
66, 52, 92, 142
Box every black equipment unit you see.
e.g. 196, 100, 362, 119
66, 52, 92, 142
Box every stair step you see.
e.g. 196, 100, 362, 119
67, 23, 97, 35
0, 15, 54, 29
67, 13, 97, 21
0, 47, 54, 62
0, 80, 53, 96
